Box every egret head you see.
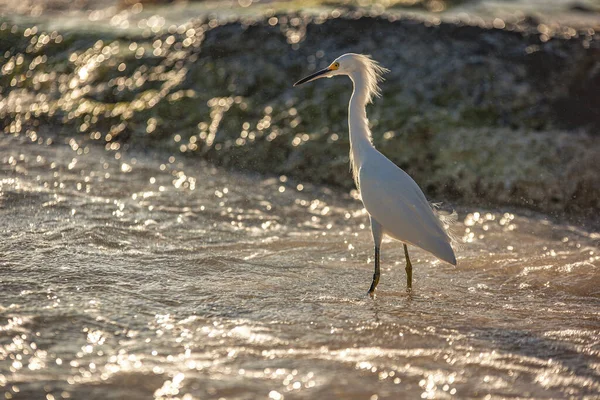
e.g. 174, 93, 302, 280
294, 53, 388, 103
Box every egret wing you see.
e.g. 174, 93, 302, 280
358, 154, 456, 265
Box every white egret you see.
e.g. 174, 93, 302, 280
294, 53, 457, 296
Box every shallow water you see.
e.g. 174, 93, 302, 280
1, 135, 599, 399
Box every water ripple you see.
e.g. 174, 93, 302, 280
0, 136, 599, 399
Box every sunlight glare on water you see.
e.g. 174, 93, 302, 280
1, 135, 599, 399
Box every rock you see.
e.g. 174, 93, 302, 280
0, 13, 599, 215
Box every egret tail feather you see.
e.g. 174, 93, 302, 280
430, 203, 463, 252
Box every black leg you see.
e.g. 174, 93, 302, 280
368, 246, 380, 297
404, 244, 412, 292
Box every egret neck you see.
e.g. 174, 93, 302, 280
348, 70, 374, 187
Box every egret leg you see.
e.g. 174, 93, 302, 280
368, 217, 383, 297
404, 244, 412, 292
367, 246, 380, 297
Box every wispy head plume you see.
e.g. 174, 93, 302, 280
352, 54, 389, 104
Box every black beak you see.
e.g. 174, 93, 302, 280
293, 68, 331, 86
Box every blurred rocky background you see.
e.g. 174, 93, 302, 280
1, 0, 599, 216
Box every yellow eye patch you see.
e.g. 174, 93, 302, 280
329, 62, 340, 70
